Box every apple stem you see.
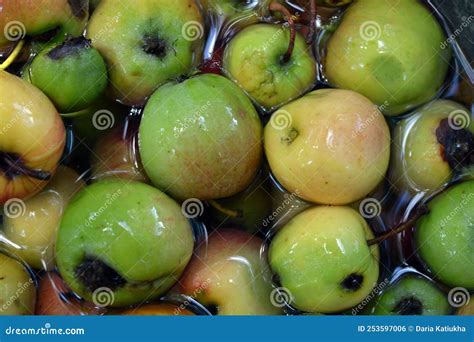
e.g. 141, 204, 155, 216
2, 154, 51, 181
306, 0, 317, 44
0, 40, 25, 70
269, 2, 296, 64
367, 205, 430, 246
208, 200, 241, 218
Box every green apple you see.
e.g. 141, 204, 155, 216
269, 206, 380, 313
391, 100, 474, 194
0, 253, 36, 315
0, 0, 88, 47
91, 127, 148, 183
324, 0, 451, 116
139, 74, 263, 201
223, 24, 317, 111
264, 88, 390, 205
87, 0, 204, 106
174, 228, 282, 315
28, 37, 108, 113
3, 166, 85, 270
56, 180, 194, 307
371, 275, 451, 315
0, 70, 66, 203
415, 181, 474, 289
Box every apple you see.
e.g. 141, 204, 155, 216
264, 88, 390, 205
174, 228, 283, 315
87, 0, 204, 106
200, 0, 263, 18
390, 100, 474, 194
0, 70, 66, 203
56, 180, 194, 307
36, 272, 101, 315
457, 301, 474, 316
3, 166, 85, 270
91, 127, 148, 183
371, 275, 451, 315
139, 73, 263, 201
223, 23, 317, 111
415, 180, 474, 289
269, 206, 380, 313
0, 0, 89, 47
121, 303, 194, 316
324, 0, 451, 116
0, 252, 36, 315
27, 37, 108, 113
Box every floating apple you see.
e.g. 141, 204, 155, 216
91, 127, 148, 183
415, 181, 474, 289
0, 70, 66, 203
3, 166, 85, 270
56, 180, 194, 307
0, 253, 36, 315
139, 74, 263, 200
223, 23, 317, 111
324, 0, 451, 115
87, 0, 204, 105
0, 0, 89, 47
264, 88, 390, 205
391, 100, 474, 194
27, 37, 108, 113
174, 228, 283, 315
269, 206, 380, 313
200, 0, 263, 18
371, 275, 451, 315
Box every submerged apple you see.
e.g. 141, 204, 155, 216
269, 206, 380, 313
56, 180, 194, 307
0, 70, 66, 203
87, 0, 204, 105
139, 74, 263, 200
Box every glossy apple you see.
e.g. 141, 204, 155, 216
121, 303, 194, 316
139, 74, 263, 200
223, 23, 317, 111
174, 228, 283, 315
56, 180, 194, 307
269, 206, 380, 313
87, 0, 204, 105
324, 0, 451, 116
415, 181, 474, 289
0, 70, 66, 203
264, 88, 390, 205
3, 166, 85, 270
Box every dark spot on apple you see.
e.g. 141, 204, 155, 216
0, 152, 51, 180
436, 118, 474, 171
142, 34, 168, 59
47, 36, 91, 60
75, 257, 126, 292
34, 27, 61, 43
392, 296, 423, 315
68, 0, 88, 19
340, 273, 363, 292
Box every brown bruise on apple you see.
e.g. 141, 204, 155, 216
436, 118, 474, 171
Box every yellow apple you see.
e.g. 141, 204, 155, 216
264, 89, 390, 205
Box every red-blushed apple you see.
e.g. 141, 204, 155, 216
121, 303, 194, 316
264, 88, 390, 205
91, 127, 148, 183
0, 70, 66, 203
36, 272, 101, 315
173, 228, 283, 315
